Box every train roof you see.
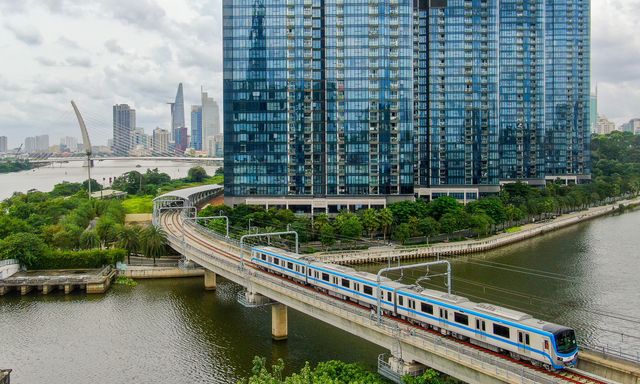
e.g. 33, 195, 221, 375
254, 246, 305, 260
419, 288, 470, 305
322, 263, 357, 274
463, 302, 533, 322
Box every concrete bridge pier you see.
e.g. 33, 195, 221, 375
64, 284, 75, 294
204, 270, 217, 290
19, 285, 33, 295
40, 285, 56, 294
271, 303, 288, 341
0, 286, 13, 295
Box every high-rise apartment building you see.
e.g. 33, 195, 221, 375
545, 0, 591, 182
169, 83, 186, 139
152, 127, 170, 155
0, 136, 7, 153
590, 92, 598, 134
113, 104, 136, 156
224, 0, 591, 208
191, 106, 203, 151
36, 135, 49, 152
174, 127, 189, 153
60, 136, 78, 152
201, 90, 220, 154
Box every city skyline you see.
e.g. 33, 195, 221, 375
0, 0, 638, 145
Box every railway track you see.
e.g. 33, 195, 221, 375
160, 211, 615, 384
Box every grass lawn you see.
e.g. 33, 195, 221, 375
122, 195, 154, 214
505, 226, 522, 233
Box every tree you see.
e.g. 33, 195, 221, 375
469, 213, 493, 237
418, 217, 440, 240
408, 216, 421, 237
112, 171, 143, 195
0, 215, 31, 238
80, 230, 100, 249
334, 211, 363, 242
360, 208, 380, 238
187, 166, 208, 182
393, 223, 412, 245
50, 182, 83, 197
467, 197, 507, 224
427, 196, 462, 221
377, 208, 394, 240
96, 217, 118, 248
117, 225, 142, 264
319, 223, 336, 250
141, 225, 167, 266
82, 178, 103, 193
0, 232, 48, 268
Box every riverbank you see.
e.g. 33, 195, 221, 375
314, 195, 640, 264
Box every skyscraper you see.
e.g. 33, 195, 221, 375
113, 104, 136, 156
191, 105, 203, 151
201, 89, 220, 154
545, 0, 591, 182
60, 136, 78, 152
169, 83, 186, 138
174, 127, 189, 153
224, 0, 414, 206
223, 0, 591, 208
36, 135, 49, 152
24, 137, 36, 153
0, 136, 7, 153
590, 92, 598, 134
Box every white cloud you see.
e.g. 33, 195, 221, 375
4, 21, 43, 45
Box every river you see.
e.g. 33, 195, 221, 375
0, 159, 219, 200
2, 166, 640, 382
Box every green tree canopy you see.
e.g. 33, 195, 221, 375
0, 232, 49, 268
188, 166, 208, 182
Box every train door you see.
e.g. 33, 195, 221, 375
439, 308, 448, 329
475, 319, 487, 342
517, 331, 529, 355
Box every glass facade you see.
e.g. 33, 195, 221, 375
224, 0, 414, 197
427, 0, 499, 187
224, 0, 591, 199
545, 0, 591, 177
191, 106, 203, 151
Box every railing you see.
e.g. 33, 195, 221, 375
0, 259, 19, 268
582, 343, 640, 364
162, 212, 561, 384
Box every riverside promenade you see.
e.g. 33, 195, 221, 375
313, 196, 640, 265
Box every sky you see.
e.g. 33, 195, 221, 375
0, 0, 638, 148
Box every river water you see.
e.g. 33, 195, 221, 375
1, 165, 640, 383
0, 160, 219, 200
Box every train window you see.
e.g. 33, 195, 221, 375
302, 267, 306, 274
518, 332, 523, 343
354, 283, 360, 291
398, 296, 404, 306
420, 302, 433, 314
287, 262, 293, 270
322, 273, 329, 281
333, 277, 339, 285
363, 285, 373, 295
261, 254, 266, 261
493, 324, 510, 339
526, 334, 530, 345
274, 258, 280, 265
387, 292, 392, 301
454, 312, 469, 325
476, 319, 486, 331
341, 278, 350, 288
439, 309, 448, 319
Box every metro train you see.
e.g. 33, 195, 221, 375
250, 246, 578, 371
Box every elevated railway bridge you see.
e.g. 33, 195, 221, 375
153, 185, 640, 384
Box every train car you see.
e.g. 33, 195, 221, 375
250, 246, 577, 370
394, 288, 578, 370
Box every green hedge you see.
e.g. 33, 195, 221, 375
30, 249, 126, 270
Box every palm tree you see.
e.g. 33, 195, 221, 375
117, 225, 142, 265
141, 225, 167, 266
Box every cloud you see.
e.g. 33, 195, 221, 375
104, 39, 125, 55
57, 36, 81, 49
65, 56, 92, 68
3, 21, 43, 45
35, 56, 58, 67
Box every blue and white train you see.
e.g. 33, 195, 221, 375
251, 246, 578, 371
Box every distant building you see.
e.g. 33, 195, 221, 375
590, 93, 598, 134
201, 90, 220, 154
620, 118, 640, 135
113, 104, 136, 156
169, 83, 186, 139
190, 105, 203, 150
24, 137, 36, 153
0, 136, 7, 153
596, 115, 617, 135
174, 127, 189, 154
36, 135, 49, 152
206, 134, 224, 157
60, 136, 78, 152
131, 128, 149, 151
152, 127, 170, 155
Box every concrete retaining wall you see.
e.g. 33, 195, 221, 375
122, 266, 204, 279
0, 263, 19, 280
